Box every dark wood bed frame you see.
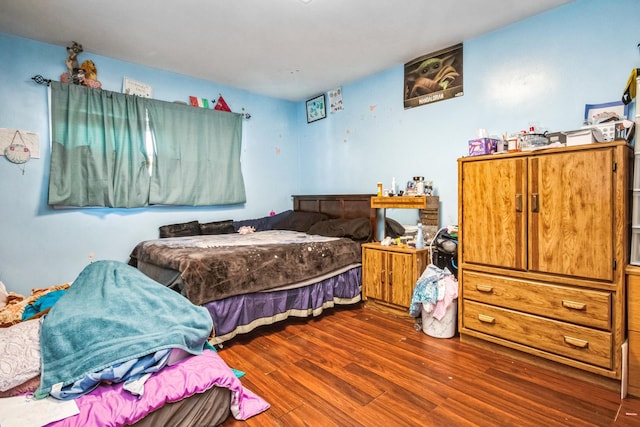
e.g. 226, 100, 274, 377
292, 194, 376, 232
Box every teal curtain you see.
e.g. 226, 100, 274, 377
147, 100, 246, 206
48, 82, 150, 207
48, 83, 245, 208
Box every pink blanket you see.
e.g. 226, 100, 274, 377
45, 349, 269, 426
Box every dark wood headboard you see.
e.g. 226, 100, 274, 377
292, 194, 376, 230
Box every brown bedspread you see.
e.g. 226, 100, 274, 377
130, 231, 362, 305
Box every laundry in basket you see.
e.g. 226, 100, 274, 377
410, 263, 458, 338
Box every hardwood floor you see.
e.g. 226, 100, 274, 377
218, 303, 640, 426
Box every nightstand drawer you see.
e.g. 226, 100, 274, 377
462, 271, 611, 330
462, 300, 612, 369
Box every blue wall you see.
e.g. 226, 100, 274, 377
295, 0, 640, 225
0, 35, 299, 294
1, 0, 639, 295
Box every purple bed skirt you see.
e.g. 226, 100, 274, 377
205, 266, 362, 344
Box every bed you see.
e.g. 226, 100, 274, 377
129, 194, 379, 345
0, 261, 269, 427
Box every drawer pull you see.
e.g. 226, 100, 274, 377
478, 314, 496, 324
531, 193, 539, 213
562, 300, 586, 311
476, 284, 494, 293
563, 336, 589, 348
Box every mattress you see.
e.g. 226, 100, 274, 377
132, 230, 363, 305
132, 385, 231, 427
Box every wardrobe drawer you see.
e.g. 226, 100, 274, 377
462, 271, 611, 330
462, 300, 612, 369
628, 274, 640, 331
630, 331, 640, 392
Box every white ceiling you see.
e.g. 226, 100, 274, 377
0, 0, 573, 101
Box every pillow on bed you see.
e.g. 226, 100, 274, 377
233, 210, 293, 232
273, 211, 329, 232
386, 217, 406, 238
307, 217, 373, 242
199, 219, 235, 235
159, 220, 201, 238
0, 318, 41, 392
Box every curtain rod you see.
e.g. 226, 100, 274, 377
32, 75, 52, 86
30, 75, 251, 119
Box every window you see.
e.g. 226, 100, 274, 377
48, 82, 246, 208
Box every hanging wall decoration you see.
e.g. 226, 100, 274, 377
306, 94, 326, 123
189, 96, 210, 108
328, 87, 344, 113
0, 128, 40, 160
4, 130, 30, 164
214, 95, 232, 112
404, 43, 464, 109
2, 130, 35, 174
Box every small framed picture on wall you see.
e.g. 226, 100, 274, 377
306, 94, 326, 123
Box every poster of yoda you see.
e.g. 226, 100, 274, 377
404, 43, 463, 109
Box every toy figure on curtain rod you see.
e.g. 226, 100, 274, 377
60, 41, 102, 89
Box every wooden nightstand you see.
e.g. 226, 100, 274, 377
361, 242, 430, 317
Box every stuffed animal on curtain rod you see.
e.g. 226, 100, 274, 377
81, 60, 97, 81
65, 41, 83, 84
60, 42, 102, 88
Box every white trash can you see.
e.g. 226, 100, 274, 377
422, 300, 457, 338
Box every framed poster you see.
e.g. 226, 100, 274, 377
404, 43, 463, 109
306, 94, 326, 123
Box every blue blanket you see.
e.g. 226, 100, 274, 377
36, 260, 213, 399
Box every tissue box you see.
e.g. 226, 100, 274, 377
468, 138, 499, 156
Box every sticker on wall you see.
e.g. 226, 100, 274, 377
404, 43, 464, 109
328, 87, 344, 113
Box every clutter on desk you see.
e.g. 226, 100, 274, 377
467, 104, 635, 157
404, 176, 433, 196
377, 176, 434, 197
